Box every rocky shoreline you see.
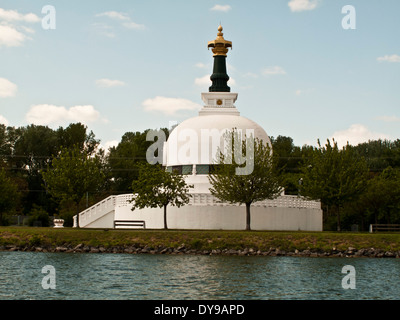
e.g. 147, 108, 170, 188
1, 243, 400, 258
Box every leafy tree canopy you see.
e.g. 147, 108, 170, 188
209, 130, 281, 230
131, 162, 192, 229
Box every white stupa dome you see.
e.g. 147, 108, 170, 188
162, 92, 271, 192
163, 105, 271, 167
161, 26, 271, 193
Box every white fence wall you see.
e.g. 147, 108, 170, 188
76, 193, 322, 231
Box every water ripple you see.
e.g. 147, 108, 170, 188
0, 252, 399, 300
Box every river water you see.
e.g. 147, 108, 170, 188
0, 251, 399, 300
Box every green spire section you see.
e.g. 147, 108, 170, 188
207, 25, 232, 93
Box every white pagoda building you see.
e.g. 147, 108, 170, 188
74, 26, 322, 231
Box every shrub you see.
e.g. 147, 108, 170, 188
28, 206, 50, 227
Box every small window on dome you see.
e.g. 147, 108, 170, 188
182, 165, 193, 175
196, 165, 209, 175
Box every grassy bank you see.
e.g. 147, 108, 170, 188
1, 226, 400, 253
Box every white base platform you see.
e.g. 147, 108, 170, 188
74, 193, 323, 231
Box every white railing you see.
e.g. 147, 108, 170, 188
115, 194, 134, 207
187, 193, 320, 209
116, 193, 320, 209
78, 195, 116, 227
255, 195, 321, 209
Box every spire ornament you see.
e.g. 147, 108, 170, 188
208, 25, 232, 92
207, 25, 232, 57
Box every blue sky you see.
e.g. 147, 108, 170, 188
0, 0, 399, 149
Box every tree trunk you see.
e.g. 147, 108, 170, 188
163, 204, 168, 230
245, 203, 251, 231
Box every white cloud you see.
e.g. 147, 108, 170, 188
0, 115, 9, 126
0, 24, 27, 47
122, 21, 145, 30
0, 78, 17, 97
95, 11, 130, 21
100, 140, 119, 153
26, 104, 105, 126
69, 105, 102, 122
288, 0, 319, 12
376, 115, 400, 122
262, 66, 287, 75
0, 8, 40, 47
0, 8, 40, 23
95, 78, 126, 88
194, 75, 211, 87
330, 124, 390, 148
377, 54, 400, 63
95, 11, 145, 33
210, 5, 232, 12
143, 96, 202, 116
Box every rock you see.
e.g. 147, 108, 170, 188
385, 251, 395, 258
355, 249, 365, 256
74, 243, 83, 250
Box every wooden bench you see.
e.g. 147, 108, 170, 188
114, 220, 146, 229
369, 224, 400, 233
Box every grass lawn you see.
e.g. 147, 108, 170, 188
1, 226, 400, 252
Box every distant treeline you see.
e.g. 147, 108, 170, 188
0, 123, 399, 231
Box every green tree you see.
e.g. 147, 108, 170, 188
270, 135, 304, 195
107, 128, 169, 194
208, 131, 281, 230
300, 139, 369, 231
360, 167, 400, 225
0, 168, 20, 225
42, 145, 106, 227
107, 131, 151, 193
56, 123, 99, 155
130, 162, 192, 229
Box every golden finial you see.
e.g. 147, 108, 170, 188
208, 25, 232, 57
